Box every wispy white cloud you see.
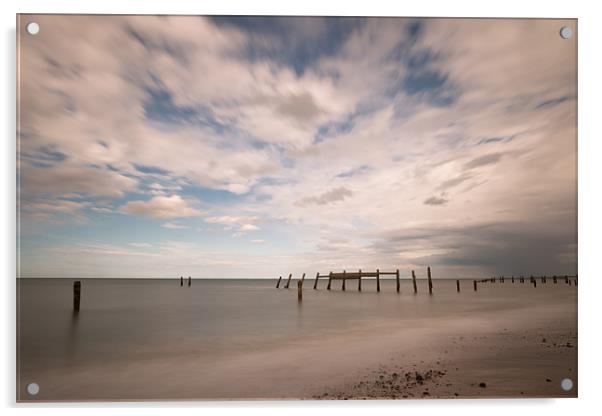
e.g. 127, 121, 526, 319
161, 222, 189, 229
120, 195, 202, 219
17, 16, 577, 278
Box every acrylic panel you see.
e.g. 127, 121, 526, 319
16, 15, 577, 401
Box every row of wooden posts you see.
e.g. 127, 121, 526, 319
70, 272, 578, 311
476, 275, 578, 288
277, 267, 436, 301
276, 269, 578, 301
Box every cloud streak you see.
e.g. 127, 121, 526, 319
17, 16, 577, 278
120, 195, 202, 219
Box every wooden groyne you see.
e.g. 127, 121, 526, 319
475, 275, 577, 288
277, 268, 435, 293
276, 270, 578, 296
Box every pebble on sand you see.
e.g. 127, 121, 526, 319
479, 382, 487, 388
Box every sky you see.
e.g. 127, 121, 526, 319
17, 16, 577, 279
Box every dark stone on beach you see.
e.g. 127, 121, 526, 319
392, 372, 398, 378
415, 372, 424, 383
546, 378, 552, 382
454, 393, 459, 396
542, 338, 546, 343
479, 382, 487, 388
566, 342, 573, 348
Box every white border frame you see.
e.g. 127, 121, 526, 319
3, 1, 601, 414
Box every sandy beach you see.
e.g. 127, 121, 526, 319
312, 315, 577, 399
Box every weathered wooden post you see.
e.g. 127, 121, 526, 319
376, 269, 381, 292
188, 276, 191, 287
568, 279, 572, 286
301, 273, 306, 285
412, 270, 417, 293
541, 276, 545, 283
456, 279, 460, 292
358, 269, 362, 292
276, 276, 282, 288
533, 279, 537, 288
575, 278, 578, 286
395, 269, 400, 293
565, 275, 569, 284
327, 272, 332, 290
285, 273, 292, 289
180, 276, 183, 287
553, 275, 557, 284
342, 270, 346, 291
73, 281, 81, 312
427, 267, 433, 294
511, 276, 515, 283
473, 280, 477, 291
297, 280, 303, 302
313, 272, 319, 289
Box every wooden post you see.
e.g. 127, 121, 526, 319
180, 276, 183, 287
276, 276, 282, 288
568, 279, 572, 286
301, 273, 306, 285
473, 280, 477, 291
188, 276, 191, 287
342, 270, 346, 291
511, 276, 515, 283
358, 269, 362, 292
396, 269, 400, 293
565, 275, 568, 284
285, 273, 292, 289
327, 272, 332, 290
575, 278, 578, 286
73, 281, 81, 312
297, 280, 303, 302
541, 276, 544, 283
553, 275, 557, 284
533, 279, 537, 288
427, 267, 433, 295
412, 270, 417, 293
376, 269, 380, 292
456, 279, 460, 292
313, 272, 319, 289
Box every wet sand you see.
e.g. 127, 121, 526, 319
313, 318, 577, 399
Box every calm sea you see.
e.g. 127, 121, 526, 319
17, 277, 577, 400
